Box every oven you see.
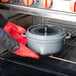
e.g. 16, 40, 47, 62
0, 0, 76, 76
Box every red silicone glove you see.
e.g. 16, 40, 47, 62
14, 43, 39, 59
4, 21, 27, 45
1, 0, 9, 2
3, 21, 39, 59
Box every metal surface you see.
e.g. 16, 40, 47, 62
0, 3, 76, 23
49, 55, 76, 65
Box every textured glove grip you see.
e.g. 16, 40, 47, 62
0, 14, 8, 28
0, 28, 20, 52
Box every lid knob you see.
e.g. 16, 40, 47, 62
44, 26, 48, 35
44, 26, 48, 32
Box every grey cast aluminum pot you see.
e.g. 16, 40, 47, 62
22, 24, 70, 55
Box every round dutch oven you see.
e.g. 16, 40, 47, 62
22, 24, 71, 55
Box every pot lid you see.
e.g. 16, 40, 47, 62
27, 24, 66, 40
29, 25, 58, 36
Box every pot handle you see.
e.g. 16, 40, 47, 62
21, 33, 27, 38
65, 33, 71, 39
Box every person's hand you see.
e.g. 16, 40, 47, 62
14, 43, 39, 59
4, 21, 27, 45
3, 21, 39, 59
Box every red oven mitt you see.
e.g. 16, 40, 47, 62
3, 21, 39, 59
4, 21, 27, 45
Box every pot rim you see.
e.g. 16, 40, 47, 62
26, 24, 66, 40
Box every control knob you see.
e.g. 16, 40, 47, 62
23, 0, 34, 6
41, 0, 52, 8
70, 1, 76, 12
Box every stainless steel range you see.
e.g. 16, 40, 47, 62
0, 0, 76, 23
0, 0, 76, 76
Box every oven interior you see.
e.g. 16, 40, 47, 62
0, 14, 76, 76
